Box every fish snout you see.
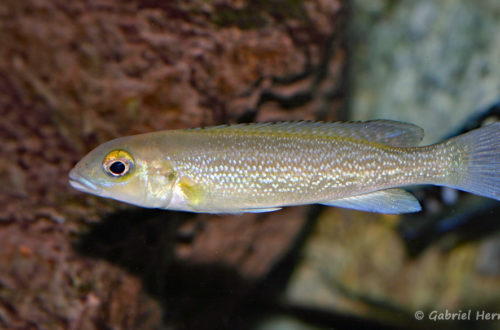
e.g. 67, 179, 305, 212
68, 168, 99, 193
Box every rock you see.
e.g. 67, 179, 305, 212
0, 0, 347, 328
349, 0, 500, 144
286, 207, 500, 326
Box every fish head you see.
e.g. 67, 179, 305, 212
69, 135, 178, 209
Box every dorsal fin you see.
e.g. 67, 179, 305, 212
194, 120, 424, 147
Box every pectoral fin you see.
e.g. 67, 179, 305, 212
321, 188, 421, 214
178, 176, 204, 206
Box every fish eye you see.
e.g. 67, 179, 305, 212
103, 150, 134, 177
109, 160, 127, 176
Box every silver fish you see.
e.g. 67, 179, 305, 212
69, 120, 500, 214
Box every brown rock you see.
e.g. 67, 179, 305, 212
0, 0, 346, 328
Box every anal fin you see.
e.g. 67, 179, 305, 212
239, 207, 282, 213
321, 188, 421, 214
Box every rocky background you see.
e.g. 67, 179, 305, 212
350, 0, 500, 144
0, 0, 346, 329
1, 0, 499, 329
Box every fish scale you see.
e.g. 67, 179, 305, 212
162, 132, 443, 209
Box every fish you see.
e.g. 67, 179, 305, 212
68, 120, 500, 214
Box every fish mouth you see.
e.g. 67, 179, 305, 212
68, 169, 100, 194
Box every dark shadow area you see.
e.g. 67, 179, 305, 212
400, 196, 500, 257
75, 209, 255, 330
75, 207, 320, 329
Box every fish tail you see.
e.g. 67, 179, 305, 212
447, 122, 500, 200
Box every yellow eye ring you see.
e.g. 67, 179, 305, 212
103, 150, 134, 177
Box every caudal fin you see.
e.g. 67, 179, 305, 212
450, 122, 500, 200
